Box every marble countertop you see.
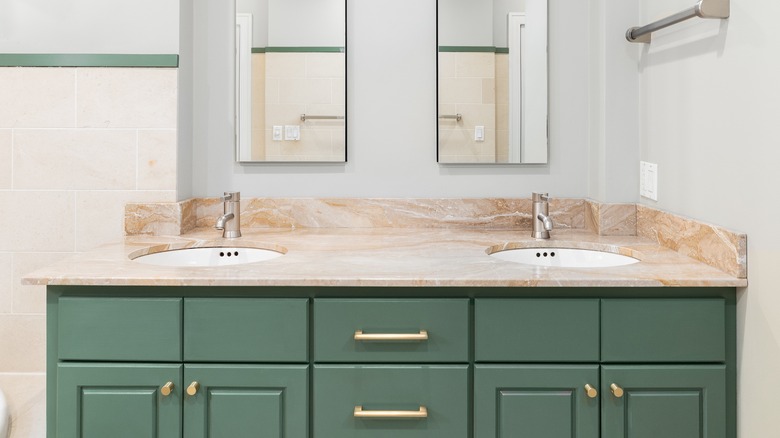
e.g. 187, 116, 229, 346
23, 227, 747, 288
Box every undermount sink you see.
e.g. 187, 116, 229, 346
488, 247, 639, 268
132, 247, 284, 267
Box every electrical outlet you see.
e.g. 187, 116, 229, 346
640, 161, 658, 201
272, 126, 283, 141
475, 126, 485, 142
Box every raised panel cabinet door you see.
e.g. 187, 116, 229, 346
56, 363, 182, 438
474, 365, 600, 438
602, 365, 727, 438
183, 364, 308, 438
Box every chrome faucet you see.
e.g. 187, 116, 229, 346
215, 192, 241, 238
532, 192, 553, 239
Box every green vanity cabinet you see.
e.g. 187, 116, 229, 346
47, 287, 736, 438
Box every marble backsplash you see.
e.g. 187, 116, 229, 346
125, 197, 747, 279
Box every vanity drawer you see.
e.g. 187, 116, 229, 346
313, 299, 469, 363
184, 298, 308, 362
313, 365, 468, 438
475, 299, 600, 362
58, 297, 182, 361
601, 298, 725, 362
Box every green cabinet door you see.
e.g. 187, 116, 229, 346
475, 365, 600, 438
183, 364, 308, 438
602, 365, 726, 438
56, 363, 182, 438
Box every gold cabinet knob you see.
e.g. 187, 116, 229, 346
161, 382, 174, 396
187, 381, 200, 396
610, 383, 624, 398
584, 384, 598, 398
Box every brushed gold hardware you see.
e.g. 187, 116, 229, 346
610, 383, 624, 398
187, 381, 200, 396
160, 382, 174, 396
584, 384, 598, 398
353, 406, 428, 419
353, 330, 429, 341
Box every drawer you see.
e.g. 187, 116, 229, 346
58, 297, 182, 361
313, 365, 468, 438
601, 298, 725, 362
313, 299, 469, 363
184, 298, 308, 362
475, 299, 600, 362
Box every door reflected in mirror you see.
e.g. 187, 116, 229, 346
236, 0, 346, 163
437, 0, 548, 164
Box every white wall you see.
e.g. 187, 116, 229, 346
188, 0, 593, 198
268, 0, 345, 47
236, 0, 268, 47
493, 0, 525, 47
638, 0, 780, 435
439, 0, 494, 46
0, 0, 179, 53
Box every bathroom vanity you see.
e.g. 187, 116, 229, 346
29, 221, 744, 438
46, 285, 735, 438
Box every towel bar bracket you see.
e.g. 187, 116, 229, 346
626, 0, 728, 44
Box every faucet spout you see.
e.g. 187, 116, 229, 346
537, 213, 553, 231
215, 213, 234, 230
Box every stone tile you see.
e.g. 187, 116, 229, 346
13, 130, 136, 190
438, 53, 457, 78
0, 373, 46, 438
76, 190, 176, 251
77, 68, 177, 129
13, 252, 71, 314
438, 78, 483, 105
0, 68, 75, 128
0, 253, 11, 314
305, 53, 345, 78
457, 52, 495, 78
137, 130, 177, 191
0, 315, 45, 372
0, 130, 11, 189
265, 53, 305, 78
0, 191, 75, 253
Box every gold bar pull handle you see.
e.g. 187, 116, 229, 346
160, 382, 174, 397
353, 406, 428, 419
610, 383, 624, 398
353, 330, 429, 342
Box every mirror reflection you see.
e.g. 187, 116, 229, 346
437, 0, 548, 164
236, 0, 346, 163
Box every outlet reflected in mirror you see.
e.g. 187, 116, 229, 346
437, 0, 548, 164
236, 0, 346, 163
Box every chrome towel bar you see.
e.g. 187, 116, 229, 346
300, 114, 344, 122
438, 114, 462, 122
626, 0, 728, 43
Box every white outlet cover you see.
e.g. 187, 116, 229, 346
284, 125, 300, 141
272, 126, 283, 141
640, 161, 658, 201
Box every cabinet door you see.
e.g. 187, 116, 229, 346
602, 365, 726, 438
56, 363, 182, 438
183, 364, 308, 438
475, 365, 600, 438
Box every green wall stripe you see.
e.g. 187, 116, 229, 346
438, 46, 497, 53
252, 48, 266, 53
0, 54, 179, 67
263, 47, 344, 53
495, 48, 509, 54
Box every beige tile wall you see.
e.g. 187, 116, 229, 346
0, 67, 178, 437
264, 52, 346, 162
438, 52, 497, 163
251, 53, 267, 160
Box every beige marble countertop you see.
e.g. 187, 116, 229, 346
23, 227, 746, 288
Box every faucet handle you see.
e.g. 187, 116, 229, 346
532, 192, 550, 202
221, 192, 240, 202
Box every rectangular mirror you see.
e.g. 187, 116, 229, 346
236, 0, 346, 163
437, 0, 548, 164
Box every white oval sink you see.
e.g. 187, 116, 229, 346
132, 247, 284, 267
489, 247, 639, 268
